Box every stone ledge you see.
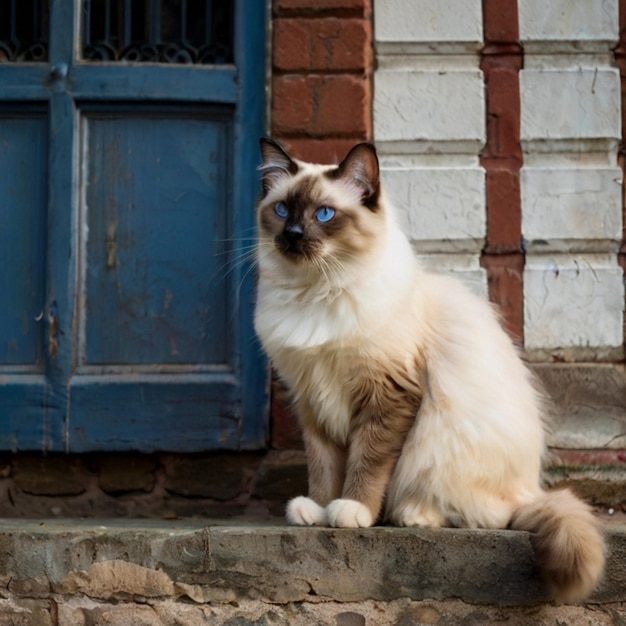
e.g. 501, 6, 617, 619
0, 519, 624, 606
0, 518, 624, 625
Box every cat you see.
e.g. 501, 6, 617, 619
253, 137, 605, 603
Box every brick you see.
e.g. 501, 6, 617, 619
481, 64, 522, 162
273, 18, 311, 71
273, 137, 366, 164
272, 74, 370, 136
480, 46, 523, 257
96, 454, 156, 495
274, 0, 369, 15
273, 17, 372, 72
484, 167, 521, 253
480, 253, 524, 342
271, 75, 314, 132
549, 448, 626, 466
164, 454, 261, 500
13, 455, 88, 497
253, 450, 307, 501
483, 0, 519, 44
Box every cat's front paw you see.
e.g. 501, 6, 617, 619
326, 499, 374, 528
286, 496, 328, 526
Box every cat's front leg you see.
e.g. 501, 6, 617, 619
327, 415, 411, 529
286, 419, 346, 526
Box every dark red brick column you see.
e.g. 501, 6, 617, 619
479, 0, 525, 342
615, 0, 626, 281
269, 0, 373, 447
271, 0, 373, 164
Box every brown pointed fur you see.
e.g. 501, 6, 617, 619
511, 489, 605, 602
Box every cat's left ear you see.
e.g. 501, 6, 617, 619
335, 143, 380, 208
258, 138, 299, 196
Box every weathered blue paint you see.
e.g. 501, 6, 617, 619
0, 64, 237, 104
68, 374, 242, 453
0, 115, 47, 367
71, 65, 238, 103
0, 0, 267, 452
0, 108, 53, 450
82, 110, 232, 367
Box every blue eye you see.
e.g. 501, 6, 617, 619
274, 201, 288, 219
315, 206, 335, 223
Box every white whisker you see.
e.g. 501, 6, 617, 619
208, 241, 270, 288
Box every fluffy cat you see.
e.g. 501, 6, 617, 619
253, 138, 605, 603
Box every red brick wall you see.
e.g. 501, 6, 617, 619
270, 0, 373, 163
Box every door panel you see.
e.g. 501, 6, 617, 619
68, 373, 241, 452
0, 114, 47, 368
0, 111, 53, 451
82, 109, 232, 368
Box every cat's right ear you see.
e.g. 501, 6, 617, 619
258, 138, 298, 196
334, 142, 380, 209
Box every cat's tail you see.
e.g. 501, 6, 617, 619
510, 489, 605, 603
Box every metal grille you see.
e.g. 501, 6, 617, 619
0, 0, 49, 62
82, 0, 234, 64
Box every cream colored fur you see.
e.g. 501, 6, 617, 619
254, 140, 605, 603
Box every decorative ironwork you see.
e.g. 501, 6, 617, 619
82, 1, 234, 64
0, 0, 49, 62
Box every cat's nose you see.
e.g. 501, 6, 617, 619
284, 223, 304, 242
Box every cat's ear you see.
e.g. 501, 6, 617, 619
258, 138, 299, 195
335, 143, 380, 207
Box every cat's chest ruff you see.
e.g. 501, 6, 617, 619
255, 279, 362, 352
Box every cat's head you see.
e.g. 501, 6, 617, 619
256, 139, 384, 271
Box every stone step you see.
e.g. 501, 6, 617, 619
0, 518, 624, 624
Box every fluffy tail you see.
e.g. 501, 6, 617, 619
510, 489, 605, 603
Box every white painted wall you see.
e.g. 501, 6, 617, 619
519, 0, 623, 360
373, 0, 625, 360
373, 0, 487, 295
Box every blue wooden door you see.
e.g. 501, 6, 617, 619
0, 1, 267, 452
